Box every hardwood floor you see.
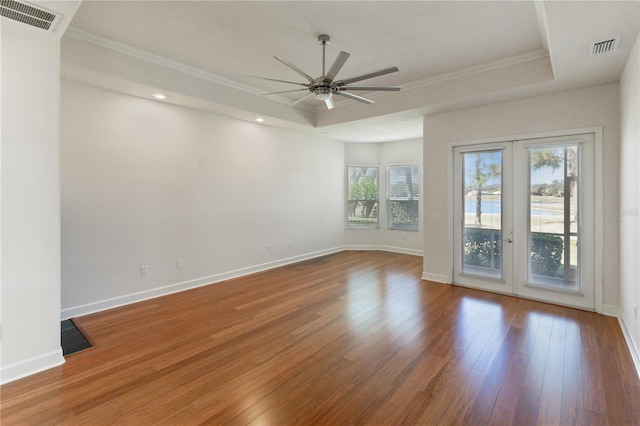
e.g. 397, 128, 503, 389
2, 251, 639, 425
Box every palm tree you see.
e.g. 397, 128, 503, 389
470, 153, 501, 226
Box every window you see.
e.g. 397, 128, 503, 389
387, 165, 419, 230
347, 166, 379, 228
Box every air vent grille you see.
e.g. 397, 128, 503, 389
590, 37, 620, 55
0, 0, 59, 31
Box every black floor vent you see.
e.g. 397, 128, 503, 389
61, 319, 92, 356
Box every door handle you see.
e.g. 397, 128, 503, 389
505, 229, 513, 243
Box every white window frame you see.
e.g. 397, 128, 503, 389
386, 164, 420, 231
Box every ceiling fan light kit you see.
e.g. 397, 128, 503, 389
314, 87, 332, 100
253, 34, 401, 110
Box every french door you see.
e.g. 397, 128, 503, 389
453, 134, 596, 310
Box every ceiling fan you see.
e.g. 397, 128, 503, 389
251, 34, 401, 110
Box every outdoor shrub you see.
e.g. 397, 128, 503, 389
530, 232, 563, 277
390, 200, 418, 227
463, 228, 501, 270
464, 229, 564, 277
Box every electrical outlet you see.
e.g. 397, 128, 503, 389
176, 259, 184, 269
140, 265, 148, 276
634, 304, 638, 319
267, 244, 272, 252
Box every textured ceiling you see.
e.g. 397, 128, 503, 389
62, 0, 639, 142
69, 1, 543, 104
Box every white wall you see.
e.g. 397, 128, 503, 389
619, 32, 640, 370
344, 139, 423, 255
1, 20, 65, 383
423, 83, 620, 307
60, 81, 345, 317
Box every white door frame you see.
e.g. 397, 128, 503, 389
448, 127, 603, 313
513, 134, 596, 310
452, 143, 514, 295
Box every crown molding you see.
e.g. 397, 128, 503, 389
64, 27, 548, 116
315, 49, 551, 112
64, 27, 316, 112
403, 48, 550, 91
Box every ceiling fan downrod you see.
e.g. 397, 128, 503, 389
318, 34, 330, 79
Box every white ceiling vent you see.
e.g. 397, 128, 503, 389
589, 37, 620, 56
0, 0, 64, 32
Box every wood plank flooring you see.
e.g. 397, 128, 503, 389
2, 251, 639, 425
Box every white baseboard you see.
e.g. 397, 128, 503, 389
601, 304, 620, 317
62, 245, 426, 320
343, 244, 423, 257
61, 247, 343, 319
342, 244, 380, 252
422, 272, 450, 283
599, 304, 640, 380
618, 315, 640, 380
1, 348, 65, 385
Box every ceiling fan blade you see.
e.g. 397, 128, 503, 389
336, 91, 374, 105
291, 92, 315, 106
336, 66, 399, 86
274, 56, 315, 83
324, 97, 335, 110
339, 85, 401, 91
324, 51, 350, 83
256, 89, 309, 96
247, 75, 308, 87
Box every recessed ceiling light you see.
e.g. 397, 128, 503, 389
255, 118, 265, 122
152, 93, 166, 100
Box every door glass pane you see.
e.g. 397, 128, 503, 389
528, 145, 579, 291
462, 150, 502, 278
